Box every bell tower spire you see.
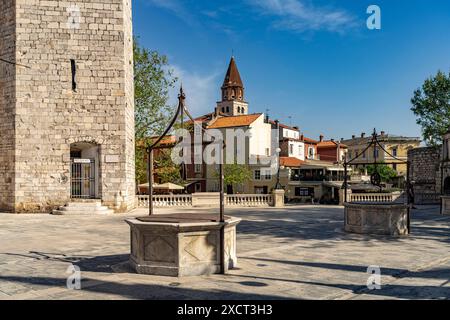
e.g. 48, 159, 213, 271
221, 56, 244, 102
216, 56, 249, 117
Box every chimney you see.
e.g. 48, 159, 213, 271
319, 134, 324, 142
265, 113, 269, 123
300, 134, 304, 140
293, 126, 299, 130
380, 131, 385, 136
331, 138, 335, 142
352, 135, 356, 139
361, 132, 366, 138
340, 138, 344, 142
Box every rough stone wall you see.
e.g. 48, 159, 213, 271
3, 0, 135, 212
408, 146, 442, 204
0, 0, 16, 212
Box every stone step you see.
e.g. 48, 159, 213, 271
52, 202, 114, 215
52, 209, 115, 215
59, 206, 110, 212
65, 201, 102, 208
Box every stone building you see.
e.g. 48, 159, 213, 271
0, 0, 135, 213
407, 128, 450, 204
407, 146, 441, 204
342, 131, 421, 177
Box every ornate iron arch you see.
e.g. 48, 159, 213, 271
343, 128, 410, 204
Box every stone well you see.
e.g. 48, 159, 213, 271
344, 203, 410, 236
126, 213, 241, 277
442, 196, 450, 215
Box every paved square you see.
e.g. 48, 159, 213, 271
0, 205, 449, 300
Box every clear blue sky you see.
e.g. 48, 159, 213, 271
133, 0, 450, 141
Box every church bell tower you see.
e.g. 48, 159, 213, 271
216, 57, 249, 117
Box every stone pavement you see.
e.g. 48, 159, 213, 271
0, 205, 449, 300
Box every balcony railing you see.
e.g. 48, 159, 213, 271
290, 175, 345, 182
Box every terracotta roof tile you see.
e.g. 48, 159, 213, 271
207, 114, 262, 129
302, 137, 319, 144
317, 140, 348, 148
280, 157, 305, 167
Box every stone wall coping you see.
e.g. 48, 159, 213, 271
125, 216, 241, 230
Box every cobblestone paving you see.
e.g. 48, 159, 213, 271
0, 205, 449, 300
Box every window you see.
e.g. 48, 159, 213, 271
299, 145, 303, 156
237, 106, 241, 113
348, 151, 352, 159
392, 148, 398, 157
392, 163, 397, 171
362, 151, 366, 159
265, 148, 270, 156
195, 183, 201, 192
295, 187, 314, 197
308, 147, 315, 159
194, 164, 202, 173
254, 170, 261, 180
226, 106, 230, 113
289, 144, 294, 155
263, 170, 271, 180
70, 59, 77, 91
373, 147, 379, 159
221, 107, 225, 113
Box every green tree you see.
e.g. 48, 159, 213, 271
216, 164, 252, 194
134, 37, 178, 184
411, 70, 450, 146
154, 150, 184, 185
366, 162, 397, 182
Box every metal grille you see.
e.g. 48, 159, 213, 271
71, 159, 96, 199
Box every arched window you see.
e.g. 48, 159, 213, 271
221, 107, 225, 113
237, 107, 241, 113
226, 106, 230, 113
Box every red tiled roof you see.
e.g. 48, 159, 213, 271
268, 120, 299, 131
207, 114, 262, 129
280, 157, 305, 167
302, 137, 319, 144
317, 140, 348, 148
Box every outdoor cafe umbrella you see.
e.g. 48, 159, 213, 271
154, 182, 185, 190
138, 182, 185, 190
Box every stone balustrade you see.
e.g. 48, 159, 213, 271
137, 193, 274, 208
226, 194, 274, 207
137, 195, 192, 208
349, 192, 403, 203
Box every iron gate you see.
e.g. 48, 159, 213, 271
71, 158, 96, 199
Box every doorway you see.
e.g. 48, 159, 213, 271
70, 142, 100, 199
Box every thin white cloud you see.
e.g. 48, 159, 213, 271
247, 0, 357, 33
169, 65, 222, 116
143, 0, 197, 26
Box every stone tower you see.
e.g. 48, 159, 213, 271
216, 57, 249, 116
0, 0, 135, 213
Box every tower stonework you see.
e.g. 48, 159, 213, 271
0, 0, 135, 213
